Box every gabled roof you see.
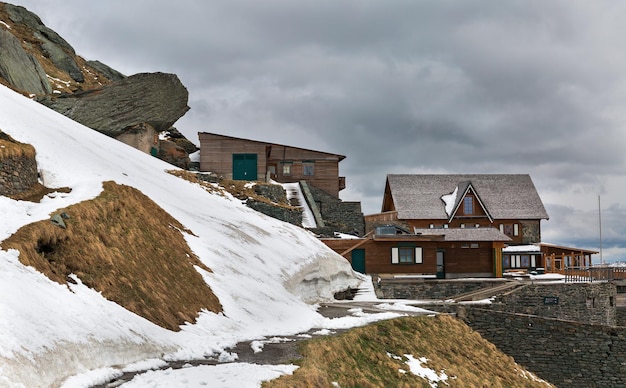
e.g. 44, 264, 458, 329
444, 181, 492, 222
384, 174, 549, 221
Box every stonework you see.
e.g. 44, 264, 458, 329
0, 133, 38, 196
307, 184, 365, 236
521, 219, 541, 243
458, 307, 626, 387
492, 282, 617, 326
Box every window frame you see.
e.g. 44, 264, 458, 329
391, 246, 423, 265
463, 196, 473, 215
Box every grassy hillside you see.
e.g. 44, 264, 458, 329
266, 315, 552, 388
2, 181, 222, 331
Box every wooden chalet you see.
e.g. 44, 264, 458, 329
198, 132, 346, 197
367, 174, 550, 244
322, 225, 511, 278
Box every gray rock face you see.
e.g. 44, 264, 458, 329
37, 72, 190, 135
5, 4, 83, 82
86, 60, 126, 82
0, 27, 51, 94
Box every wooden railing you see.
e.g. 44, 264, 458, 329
564, 267, 626, 283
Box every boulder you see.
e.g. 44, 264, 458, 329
158, 140, 191, 169
0, 27, 51, 94
86, 60, 126, 82
163, 127, 199, 154
36, 72, 190, 136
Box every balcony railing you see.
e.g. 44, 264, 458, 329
564, 266, 626, 283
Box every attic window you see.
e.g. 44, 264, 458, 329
463, 197, 473, 215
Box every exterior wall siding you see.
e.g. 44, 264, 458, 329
198, 133, 343, 197
321, 238, 497, 277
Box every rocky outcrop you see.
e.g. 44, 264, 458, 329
158, 140, 191, 169
0, 2, 197, 168
86, 60, 126, 82
163, 127, 198, 155
36, 72, 190, 136
0, 27, 51, 94
2, 3, 84, 85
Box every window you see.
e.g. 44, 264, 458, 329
463, 197, 473, 214
513, 224, 519, 236
429, 224, 434, 229
503, 255, 511, 268
391, 246, 422, 264
470, 243, 479, 249
303, 161, 315, 176
399, 247, 413, 263
443, 224, 449, 229
504, 224, 513, 236
281, 162, 292, 175
460, 223, 465, 228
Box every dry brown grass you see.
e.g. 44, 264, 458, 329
2, 181, 222, 331
0, 131, 35, 159
167, 170, 295, 209
265, 315, 553, 388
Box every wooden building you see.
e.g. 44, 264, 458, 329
366, 174, 550, 244
322, 225, 511, 278
503, 243, 598, 274
198, 132, 346, 197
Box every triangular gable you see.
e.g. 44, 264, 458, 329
446, 182, 493, 223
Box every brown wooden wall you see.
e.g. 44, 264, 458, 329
198, 133, 343, 197
322, 238, 497, 277
198, 133, 267, 180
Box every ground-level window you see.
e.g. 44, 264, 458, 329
503, 254, 537, 269
281, 162, 292, 175
391, 246, 423, 264
303, 161, 315, 176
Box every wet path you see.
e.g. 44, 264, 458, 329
92, 302, 433, 387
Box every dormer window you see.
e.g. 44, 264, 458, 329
463, 196, 473, 215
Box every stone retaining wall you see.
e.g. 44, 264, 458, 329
378, 278, 506, 300
0, 144, 38, 196
307, 184, 365, 236
458, 307, 626, 387
492, 282, 617, 326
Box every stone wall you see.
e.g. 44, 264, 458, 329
378, 278, 505, 300
458, 307, 626, 387
246, 199, 302, 226
0, 132, 38, 196
0, 154, 38, 195
307, 184, 365, 236
521, 220, 541, 243
492, 282, 617, 326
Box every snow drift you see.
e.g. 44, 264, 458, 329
0, 85, 361, 387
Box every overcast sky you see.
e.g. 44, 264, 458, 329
8, 1, 626, 262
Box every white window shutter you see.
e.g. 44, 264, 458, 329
415, 247, 423, 264
391, 247, 399, 264
514, 223, 519, 236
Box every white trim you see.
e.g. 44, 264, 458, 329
391, 247, 399, 264
415, 247, 423, 264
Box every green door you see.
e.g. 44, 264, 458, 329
232, 154, 257, 180
436, 250, 445, 279
351, 249, 366, 274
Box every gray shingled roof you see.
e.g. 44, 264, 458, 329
414, 227, 512, 242
386, 174, 549, 220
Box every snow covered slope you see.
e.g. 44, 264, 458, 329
0, 85, 361, 387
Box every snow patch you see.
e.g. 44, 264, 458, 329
441, 186, 458, 218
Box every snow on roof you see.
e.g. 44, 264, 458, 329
502, 244, 541, 253
440, 186, 458, 218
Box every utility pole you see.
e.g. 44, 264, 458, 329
599, 195, 603, 266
